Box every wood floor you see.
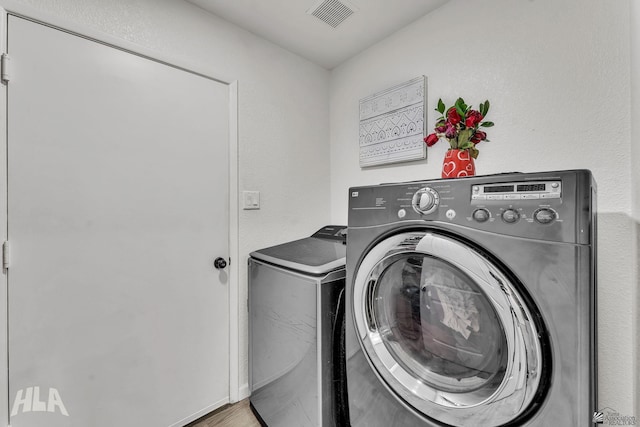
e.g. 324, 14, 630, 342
187, 399, 262, 427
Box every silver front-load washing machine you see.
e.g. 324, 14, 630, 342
345, 170, 597, 426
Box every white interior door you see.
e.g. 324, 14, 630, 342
6, 15, 230, 427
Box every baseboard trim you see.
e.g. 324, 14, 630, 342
238, 383, 250, 401
168, 397, 229, 427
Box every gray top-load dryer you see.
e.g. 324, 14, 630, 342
249, 225, 347, 427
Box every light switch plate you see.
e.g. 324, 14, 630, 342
243, 191, 260, 210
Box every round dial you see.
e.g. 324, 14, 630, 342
534, 208, 557, 224
501, 209, 520, 224
412, 187, 440, 215
472, 208, 490, 223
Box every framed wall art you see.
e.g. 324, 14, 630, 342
359, 76, 427, 167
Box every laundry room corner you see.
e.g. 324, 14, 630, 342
329, 0, 637, 418
0, 0, 636, 424
0, 0, 332, 423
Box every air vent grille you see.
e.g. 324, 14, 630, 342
307, 0, 357, 28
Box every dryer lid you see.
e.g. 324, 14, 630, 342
250, 225, 346, 275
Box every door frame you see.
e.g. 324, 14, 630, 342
0, 2, 241, 425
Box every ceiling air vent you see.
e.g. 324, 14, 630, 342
306, 0, 358, 28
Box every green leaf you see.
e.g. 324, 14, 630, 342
458, 128, 472, 146
436, 99, 446, 114
459, 141, 474, 150
481, 121, 494, 127
455, 97, 467, 116
470, 147, 479, 159
479, 102, 489, 117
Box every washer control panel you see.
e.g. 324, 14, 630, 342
471, 180, 561, 201
349, 171, 593, 244
470, 180, 562, 226
402, 180, 564, 227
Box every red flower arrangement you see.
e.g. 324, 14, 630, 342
424, 98, 494, 159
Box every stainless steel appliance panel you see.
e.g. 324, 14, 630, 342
249, 259, 345, 427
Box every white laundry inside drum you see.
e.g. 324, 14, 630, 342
373, 256, 507, 394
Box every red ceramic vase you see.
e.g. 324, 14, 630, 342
441, 149, 476, 178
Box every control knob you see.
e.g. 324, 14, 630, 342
472, 208, 490, 223
412, 187, 440, 215
534, 208, 557, 224
501, 209, 520, 224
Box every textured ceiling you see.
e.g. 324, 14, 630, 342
187, 0, 450, 69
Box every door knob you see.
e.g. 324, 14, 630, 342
214, 257, 227, 269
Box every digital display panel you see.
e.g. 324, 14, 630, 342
517, 183, 546, 192
484, 185, 514, 193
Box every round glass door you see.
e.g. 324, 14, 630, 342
353, 231, 545, 426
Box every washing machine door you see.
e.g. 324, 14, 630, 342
353, 231, 545, 427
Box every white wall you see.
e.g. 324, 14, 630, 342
630, 0, 640, 420
3, 0, 331, 401
330, 0, 636, 417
